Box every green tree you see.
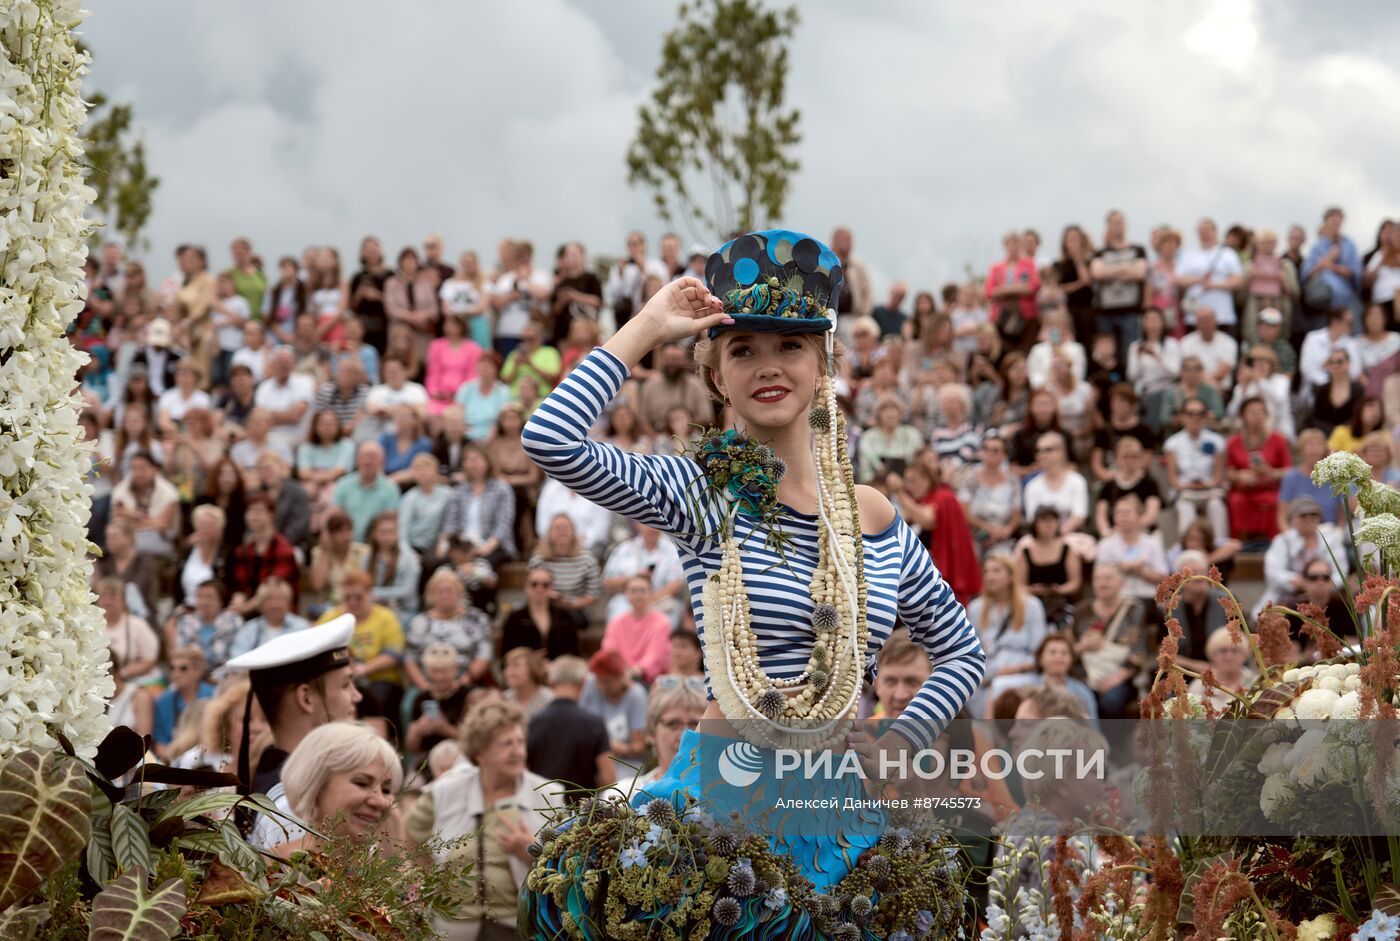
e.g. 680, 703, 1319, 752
80, 43, 158, 251
626, 0, 801, 243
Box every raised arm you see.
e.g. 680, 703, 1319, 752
522, 279, 731, 538
885, 521, 987, 751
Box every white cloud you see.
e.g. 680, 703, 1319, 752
81, 0, 1400, 294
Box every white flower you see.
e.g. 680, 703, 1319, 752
1354, 513, 1400, 558
1344, 675, 1363, 692
1257, 742, 1292, 776
1283, 668, 1301, 683
1311, 451, 1372, 494
1318, 675, 1343, 693
1332, 690, 1362, 720
1259, 772, 1296, 820
1294, 688, 1340, 720
0, 0, 109, 760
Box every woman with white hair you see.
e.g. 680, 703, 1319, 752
856, 394, 922, 483
276, 721, 402, 857
407, 695, 563, 940
928, 382, 981, 484
1186, 626, 1256, 712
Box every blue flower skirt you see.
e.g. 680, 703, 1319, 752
520, 729, 967, 941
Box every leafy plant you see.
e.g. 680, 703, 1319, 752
88, 869, 185, 941
0, 750, 91, 913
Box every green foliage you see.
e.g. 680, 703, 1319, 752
89, 869, 186, 941
626, 0, 801, 241
83, 84, 159, 251
0, 750, 91, 914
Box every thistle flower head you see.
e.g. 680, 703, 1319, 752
811, 603, 840, 633
642, 797, 676, 826
709, 827, 741, 857
727, 858, 757, 896
808, 405, 831, 433
756, 687, 785, 718
712, 896, 742, 926
809, 668, 831, 692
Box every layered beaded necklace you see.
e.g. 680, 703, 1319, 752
697, 325, 869, 749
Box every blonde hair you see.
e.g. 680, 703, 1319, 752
505, 646, 548, 685
978, 554, 1025, 632
1204, 625, 1248, 659
422, 567, 465, 611
692, 331, 843, 403
190, 504, 226, 530
281, 721, 402, 825
645, 682, 706, 735
458, 694, 525, 762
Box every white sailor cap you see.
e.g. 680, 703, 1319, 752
225, 613, 356, 692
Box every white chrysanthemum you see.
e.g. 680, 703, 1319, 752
1295, 688, 1340, 721
1257, 742, 1293, 776
0, 0, 110, 760
1332, 690, 1362, 721
1344, 675, 1363, 692
1259, 772, 1297, 821
1318, 675, 1343, 693
1283, 668, 1301, 683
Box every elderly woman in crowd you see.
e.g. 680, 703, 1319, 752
857, 393, 923, 483
405, 568, 493, 689
618, 678, 706, 795
501, 646, 554, 720
928, 383, 981, 482
1069, 562, 1151, 720
277, 721, 403, 858
959, 434, 1022, 558
1225, 396, 1292, 542
405, 643, 477, 763
1186, 627, 1257, 712
408, 696, 563, 941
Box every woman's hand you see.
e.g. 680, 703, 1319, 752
604, 278, 729, 368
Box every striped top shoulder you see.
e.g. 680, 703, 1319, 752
522, 348, 985, 750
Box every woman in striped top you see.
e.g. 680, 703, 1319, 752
526, 513, 602, 611
524, 273, 984, 805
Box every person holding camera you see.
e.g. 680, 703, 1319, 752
604, 230, 667, 335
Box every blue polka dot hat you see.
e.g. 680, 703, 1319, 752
703, 229, 843, 337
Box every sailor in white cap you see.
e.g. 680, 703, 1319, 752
223, 613, 361, 797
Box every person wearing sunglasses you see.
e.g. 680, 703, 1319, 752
1306, 344, 1364, 436
499, 567, 583, 660
1283, 559, 1355, 660
611, 678, 706, 797
1256, 497, 1349, 622
1163, 397, 1229, 538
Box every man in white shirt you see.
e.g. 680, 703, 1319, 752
535, 478, 614, 559
1162, 398, 1229, 537
1298, 308, 1362, 388
253, 347, 315, 456
1175, 218, 1244, 329
601, 523, 686, 625
362, 357, 428, 440
1179, 307, 1238, 392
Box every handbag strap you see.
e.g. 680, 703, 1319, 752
1101, 600, 1131, 644
474, 810, 490, 927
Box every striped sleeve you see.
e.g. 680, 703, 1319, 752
886, 520, 987, 751
521, 348, 715, 539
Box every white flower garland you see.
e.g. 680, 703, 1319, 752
0, 0, 111, 759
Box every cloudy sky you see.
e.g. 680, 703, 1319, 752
82, 0, 1398, 292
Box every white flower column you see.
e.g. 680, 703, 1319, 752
0, 0, 111, 758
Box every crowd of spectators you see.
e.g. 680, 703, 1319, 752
78, 209, 1399, 894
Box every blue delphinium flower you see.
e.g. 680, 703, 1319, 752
888, 931, 912, 941
1356, 909, 1400, 941
619, 844, 647, 870
915, 909, 934, 936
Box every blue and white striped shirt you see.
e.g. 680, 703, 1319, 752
522, 348, 985, 750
